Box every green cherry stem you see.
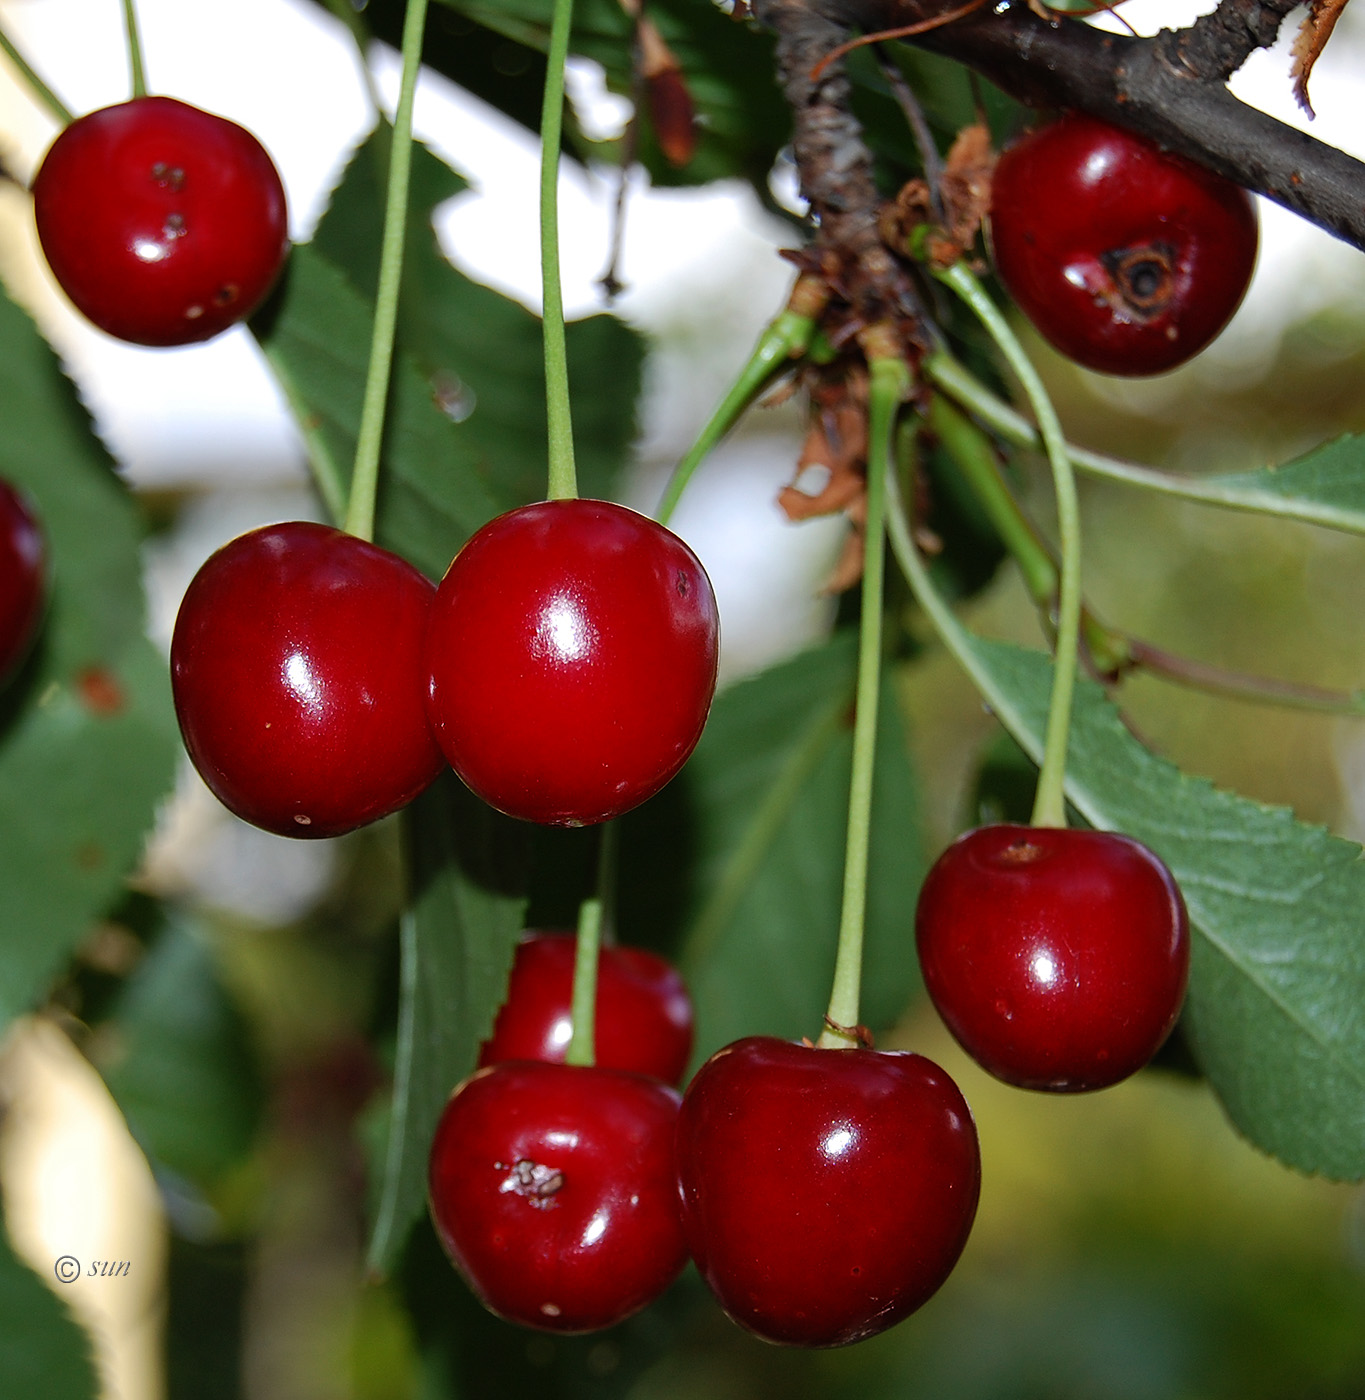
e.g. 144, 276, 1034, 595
564, 821, 619, 1067
540, 0, 578, 501
932, 260, 1081, 830
342, 0, 430, 542
817, 341, 907, 1049
0, 25, 73, 125
121, 0, 147, 98
923, 349, 1365, 538
929, 393, 1130, 679
927, 395, 1365, 712
319, 0, 383, 112
656, 277, 825, 525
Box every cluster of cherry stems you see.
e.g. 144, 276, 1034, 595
0, 8, 1269, 1345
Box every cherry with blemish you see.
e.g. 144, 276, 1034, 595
989, 111, 1258, 375
427, 1060, 688, 1332
33, 95, 289, 346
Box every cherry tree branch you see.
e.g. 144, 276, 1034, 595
779, 0, 1365, 250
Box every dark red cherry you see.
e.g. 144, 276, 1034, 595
478, 930, 694, 1085
170, 521, 444, 838
676, 1036, 980, 1348
989, 111, 1258, 375
33, 95, 288, 346
915, 824, 1190, 1092
424, 499, 719, 826
427, 1060, 687, 1333
0, 480, 45, 685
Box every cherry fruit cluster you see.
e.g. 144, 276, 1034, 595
427, 811, 1190, 1344
171, 500, 720, 837
988, 111, 1259, 377
429, 933, 982, 1346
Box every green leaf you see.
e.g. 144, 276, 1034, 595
0, 289, 178, 1034
950, 634, 1365, 1179
257, 247, 501, 579
929, 354, 1365, 537
100, 918, 262, 1186
1192, 434, 1365, 536
438, 0, 789, 190
255, 130, 644, 575
620, 633, 925, 1060
366, 775, 529, 1276
0, 1213, 98, 1400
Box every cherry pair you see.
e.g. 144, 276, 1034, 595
170, 498, 719, 838
428, 931, 695, 1332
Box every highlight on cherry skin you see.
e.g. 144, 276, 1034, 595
0, 479, 45, 687
676, 1035, 981, 1348
915, 823, 1191, 1093
32, 95, 289, 347
988, 110, 1258, 377
424, 498, 720, 827
170, 521, 445, 839
478, 930, 695, 1086
427, 1059, 688, 1333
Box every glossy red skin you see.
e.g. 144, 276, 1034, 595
989, 112, 1258, 376
425, 499, 719, 826
33, 96, 288, 346
0, 481, 45, 685
916, 824, 1190, 1092
428, 1060, 688, 1333
676, 1036, 981, 1348
170, 521, 444, 838
478, 930, 694, 1085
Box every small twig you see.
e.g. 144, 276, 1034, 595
0, 24, 73, 125
874, 45, 945, 220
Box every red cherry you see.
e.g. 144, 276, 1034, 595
0, 480, 45, 685
676, 1036, 980, 1348
915, 824, 1190, 1092
33, 96, 288, 346
170, 521, 444, 838
427, 1060, 688, 1333
989, 111, 1258, 376
478, 930, 694, 1085
424, 499, 719, 826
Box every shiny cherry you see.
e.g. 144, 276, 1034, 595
478, 930, 694, 1085
989, 111, 1257, 375
170, 521, 444, 838
0, 480, 45, 685
676, 1036, 980, 1348
915, 824, 1190, 1092
424, 499, 719, 826
427, 1060, 687, 1333
33, 96, 288, 346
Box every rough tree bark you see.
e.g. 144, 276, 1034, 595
754, 0, 1365, 250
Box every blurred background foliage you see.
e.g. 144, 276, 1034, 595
0, 0, 1362, 1396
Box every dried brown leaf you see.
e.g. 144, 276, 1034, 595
1291, 0, 1349, 117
